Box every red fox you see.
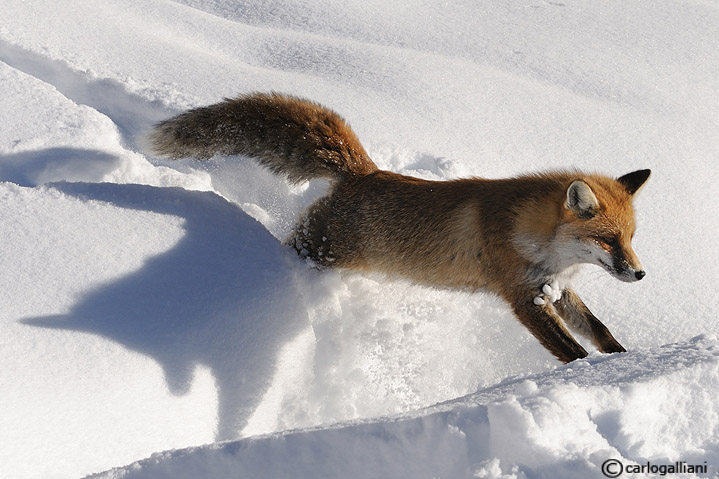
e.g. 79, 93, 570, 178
146, 92, 650, 363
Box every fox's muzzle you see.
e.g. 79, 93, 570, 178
612, 255, 645, 282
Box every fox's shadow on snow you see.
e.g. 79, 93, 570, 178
22, 182, 310, 441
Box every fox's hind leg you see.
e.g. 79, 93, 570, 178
554, 288, 626, 354
284, 197, 338, 267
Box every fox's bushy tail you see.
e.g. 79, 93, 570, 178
145, 92, 378, 184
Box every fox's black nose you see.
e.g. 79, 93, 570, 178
635, 270, 646, 280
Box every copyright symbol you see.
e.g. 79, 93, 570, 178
602, 459, 623, 478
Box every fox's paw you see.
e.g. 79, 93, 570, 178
533, 283, 563, 305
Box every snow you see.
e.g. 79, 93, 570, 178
1, 0, 718, 478
533, 283, 563, 306
89, 336, 719, 479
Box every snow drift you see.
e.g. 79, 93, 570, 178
92, 336, 719, 479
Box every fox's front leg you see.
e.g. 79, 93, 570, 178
507, 290, 588, 363
554, 288, 626, 354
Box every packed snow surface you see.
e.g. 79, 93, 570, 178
1, 0, 718, 478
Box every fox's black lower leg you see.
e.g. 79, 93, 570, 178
555, 288, 626, 354
508, 291, 588, 363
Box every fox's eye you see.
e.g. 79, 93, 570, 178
594, 236, 617, 248
601, 237, 617, 247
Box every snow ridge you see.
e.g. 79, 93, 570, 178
90, 336, 719, 479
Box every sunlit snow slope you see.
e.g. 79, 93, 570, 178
1, 0, 718, 478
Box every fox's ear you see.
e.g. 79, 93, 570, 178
566, 180, 599, 218
617, 169, 651, 196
